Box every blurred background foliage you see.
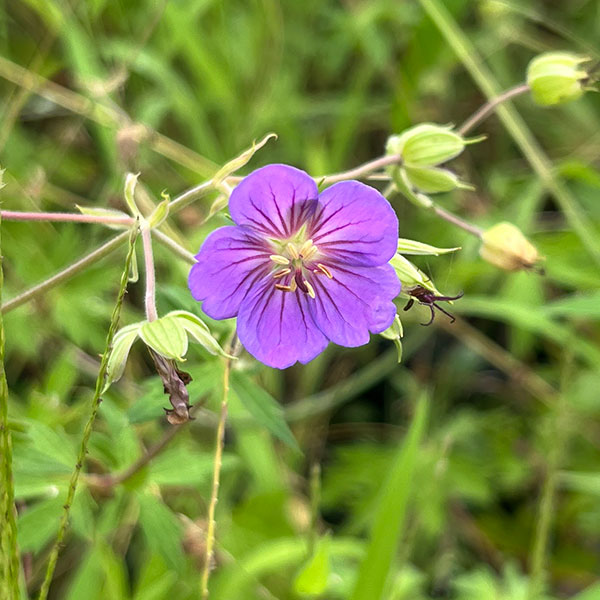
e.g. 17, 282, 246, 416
1, 0, 600, 598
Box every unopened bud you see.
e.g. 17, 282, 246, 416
403, 165, 474, 194
390, 254, 442, 295
527, 52, 592, 106
386, 123, 484, 168
480, 222, 541, 271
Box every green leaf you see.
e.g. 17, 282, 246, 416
294, 535, 331, 595
166, 310, 233, 357
139, 315, 188, 360
104, 322, 142, 392
350, 396, 428, 600
137, 492, 185, 572
17, 496, 63, 552
543, 292, 600, 319
230, 371, 300, 452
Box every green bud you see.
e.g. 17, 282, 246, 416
527, 52, 591, 106
386, 123, 484, 167
403, 165, 475, 194
480, 222, 541, 271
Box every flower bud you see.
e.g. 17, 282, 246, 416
390, 254, 442, 296
479, 222, 541, 271
386, 123, 484, 168
403, 166, 474, 194
526, 52, 591, 106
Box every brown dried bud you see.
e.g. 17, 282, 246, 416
148, 349, 194, 424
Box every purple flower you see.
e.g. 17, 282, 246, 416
188, 164, 400, 369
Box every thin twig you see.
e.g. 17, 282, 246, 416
0, 210, 20, 599
0, 210, 134, 227
141, 226, 157, 322
152, 229, 196, 265
318, 154, 402, 186
432, 205, 483, 238
458, 83, 530, 136
201, 335, 238, 598
1, 231, 130, 314
37, 225, 139, 600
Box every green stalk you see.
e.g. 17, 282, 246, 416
419, 0, 600, 269
37, 224, 139, 600
0, 211, 20, 600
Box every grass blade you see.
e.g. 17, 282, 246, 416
350, 395, 428, 600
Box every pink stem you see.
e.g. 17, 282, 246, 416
0, 210, 134, 226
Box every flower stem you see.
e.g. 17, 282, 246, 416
0, 210, 134, 227
319, 154, 402, 186
141, 225, 158, 322
0, 213, 20, 600
457, 84, 531, 136
37, 225, 139, 600
201, 335, 238, 599
431, 204, 483, 238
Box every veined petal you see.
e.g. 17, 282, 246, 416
229, 164, 318, 238
188, 226, 271, 320
308, 263, 400, 347
237, 277, 328, 369
309, 181, 398, 266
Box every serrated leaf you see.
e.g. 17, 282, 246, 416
139, 315, 188, 360
294, 535, 331, 595
104, 323, 142, 392
166, 310, 232, 357
230, 371, 300, 452
212, 133, 277, 187
397, 238, 461, 256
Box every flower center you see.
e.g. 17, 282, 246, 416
268, 239, 332, 298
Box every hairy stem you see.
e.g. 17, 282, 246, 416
419, 0, 600, 269
319, 154, 402, 186
458, 83, 531, 136
37, 225, 139, 600
141, 226, 157, 322
0, 213, 20, 599
201, 335, 238, 598
2, 230, 130, 314
0, 210, 134, 226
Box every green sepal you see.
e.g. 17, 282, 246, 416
103, 323, 142, 392
397, 238, 461, 256
165, 310, 234, 358
139, 315, 188, 361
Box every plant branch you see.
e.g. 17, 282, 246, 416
201, 335, 238, 599
0, 212, 20, 599
1, 231, 130, 314
0, 210, 134, 227
432, 204, 483, 238
141, 226, 157, 322
152, 229, 196, 265
37, 225, 139, 600
318, 154, 402, 186
458, 83, 530, 136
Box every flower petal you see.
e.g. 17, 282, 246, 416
309, 181, 398, 266
229, 164, 319, 238
188, 226, 271, 320
236, 277, 328, 369
308, 263, 400, 347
